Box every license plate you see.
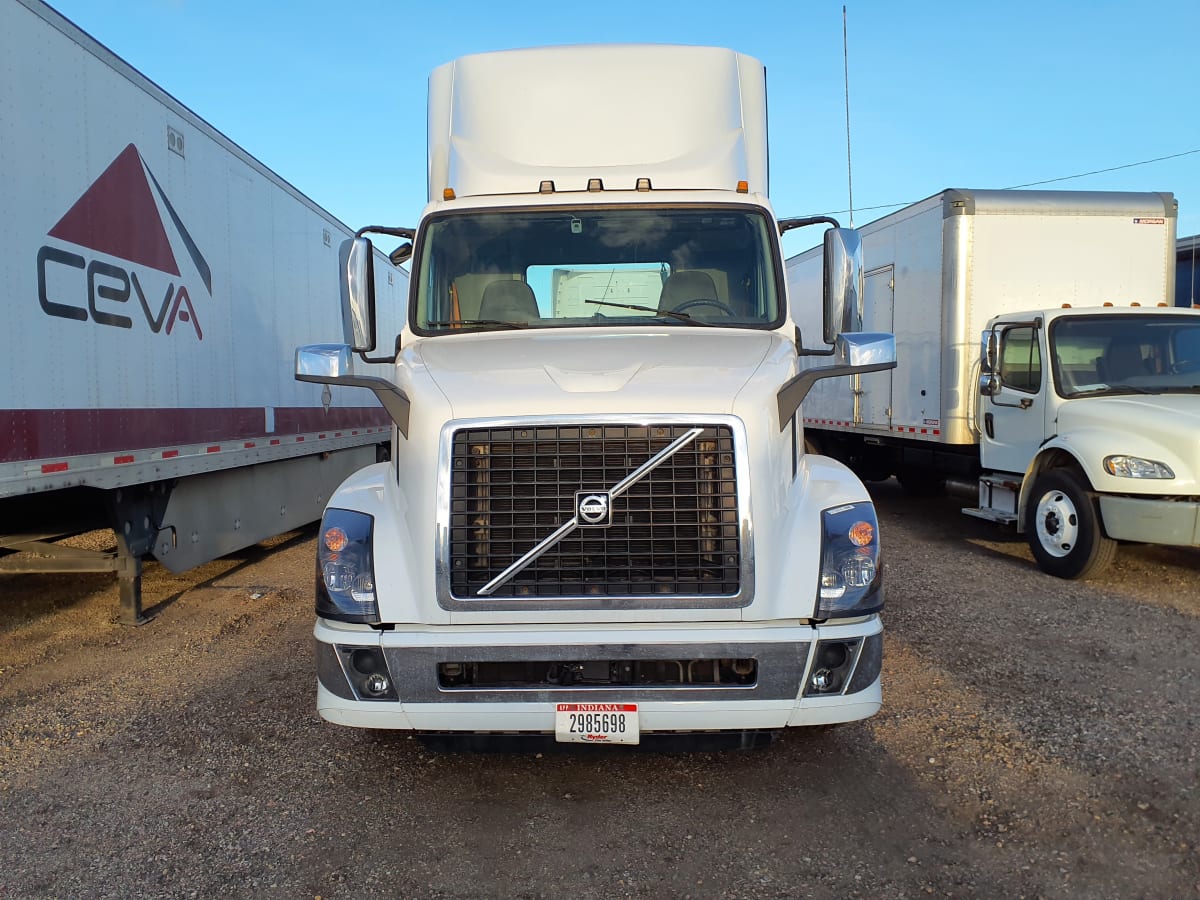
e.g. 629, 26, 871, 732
554, 702, 639, 745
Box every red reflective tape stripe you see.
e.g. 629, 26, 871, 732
318, 433, 327, 439
270, 439, 281, 445
296, 436, 305, 442
335, 432, 343, 437
114, 455, 134, 464
162, 450, 179, 458
244, 442, 256, 448
41, 462, 69, 473
206, 445, 220, 453
352, 430, 360, 435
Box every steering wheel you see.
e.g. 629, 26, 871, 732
671, 297, 738, 317
1172, 358, 1200, 375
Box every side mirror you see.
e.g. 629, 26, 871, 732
823, 227, 863, 343
980, 329, 999, 373
342, 237, 377, 353
389, 242, 413, 266
776, 332, 896, 428
979, 373, 1000, 396
295, 342, 411, 437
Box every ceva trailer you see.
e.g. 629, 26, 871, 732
0, 0, 405, 621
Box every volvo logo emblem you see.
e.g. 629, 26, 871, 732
576, 491, 611, 526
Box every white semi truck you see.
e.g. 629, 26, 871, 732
791, 189, 1200, 579
295, 45, 897, 747
0, 0, 405, 622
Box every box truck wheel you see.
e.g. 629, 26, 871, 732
1024, 469, 1116, 579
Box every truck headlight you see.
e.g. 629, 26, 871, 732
1103, 456, 1174, 479
316, 508, 379, 623
816, 502, 883, 618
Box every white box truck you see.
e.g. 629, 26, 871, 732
295, 45, 897, 748
790, 189, 1200, 579
0, 0, 405, 622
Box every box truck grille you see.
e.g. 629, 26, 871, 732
448, 424, 740, 598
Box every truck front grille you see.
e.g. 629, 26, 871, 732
447, 423, 741, 599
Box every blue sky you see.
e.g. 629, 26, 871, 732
46, 0, 1200, 252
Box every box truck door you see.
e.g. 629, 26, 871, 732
858, 266, 895, 426
980, 323, 1048, 475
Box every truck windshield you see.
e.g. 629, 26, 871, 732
1050, 314, 1200, 397
411, 206, 782, 333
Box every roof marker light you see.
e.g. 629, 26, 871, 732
635, 177, 652, 192
1061, 303, 1071, 308
1103, 302, 1114, 307
1131, 301, 1141, 307
736, 180, 749, 193
587, 178, 604, 192
539, 180, 555, 193
443, 187, 456, 201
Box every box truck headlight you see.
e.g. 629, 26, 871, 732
816, 503, 883, 618
316, 509, 379, 623
1103, 456, 1174, 479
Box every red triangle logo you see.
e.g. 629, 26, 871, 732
48, 144, 180, 276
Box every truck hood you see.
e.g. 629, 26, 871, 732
1059, 393, 1200, 436
415, 328, 777, 417
1057, 393, 1200, 490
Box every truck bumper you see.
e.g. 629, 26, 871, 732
314, 618, 882, 734
1099, 495, 1200, 546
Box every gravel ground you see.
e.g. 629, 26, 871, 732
1, 480, 1197, 899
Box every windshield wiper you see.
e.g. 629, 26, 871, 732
1069, 384, 1157, 397
425, 319, 528, 330
585, 299, 712, 326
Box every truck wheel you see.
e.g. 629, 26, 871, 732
1024, 470, 1116, 579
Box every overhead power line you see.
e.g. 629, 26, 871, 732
1003, 147, 1200, 189
814, 147, 1200, 219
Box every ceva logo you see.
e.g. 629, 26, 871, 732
36, 143, 211, 340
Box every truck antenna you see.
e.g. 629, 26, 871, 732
842, 5, 855, 227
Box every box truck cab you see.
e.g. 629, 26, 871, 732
970, 305, 1200, 578
294, 45, 896, 746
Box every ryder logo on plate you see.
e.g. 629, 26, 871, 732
36, 143, 212, 340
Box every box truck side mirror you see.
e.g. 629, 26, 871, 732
980, 329, 999, 373
979, 329, 1000, 395
823, 227, 864, 343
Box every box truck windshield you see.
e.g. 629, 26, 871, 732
412, 205, 783, 333
1049, 314, 1200, 396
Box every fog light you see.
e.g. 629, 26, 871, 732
804, 638, 863, 697
817, 642, 849, 669
364, 673, 390, 696
336, 644, 398, 701
351, 648, 384, 675
810, 668, 834, 692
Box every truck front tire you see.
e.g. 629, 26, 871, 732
1024, 469, 1116, 579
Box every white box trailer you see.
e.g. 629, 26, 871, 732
791, 189, 1200, 578
0, 0, 406, 621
